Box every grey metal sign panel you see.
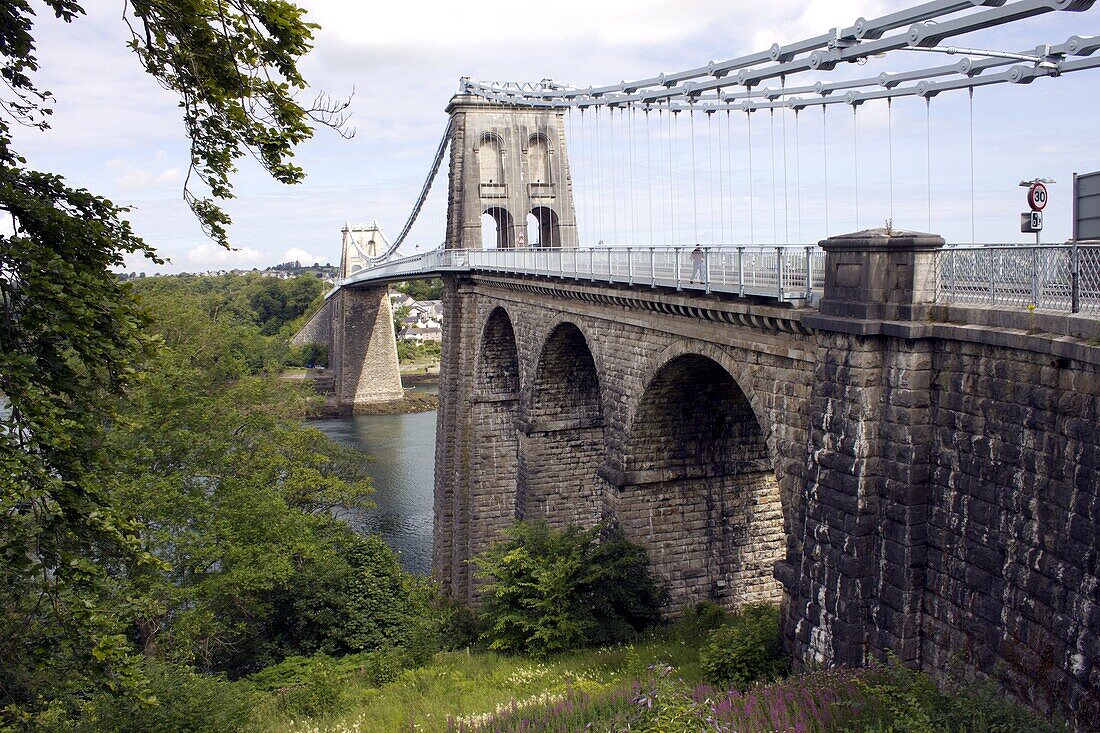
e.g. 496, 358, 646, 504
1074, 171, 1100, 241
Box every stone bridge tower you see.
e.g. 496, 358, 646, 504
291, 224, 404, 409
445, 93, 578, 251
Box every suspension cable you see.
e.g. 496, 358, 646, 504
888, 98, 895, 224
795, 108, 802, 245
646, 109, 654, 247
853, 104, 860, 231
926, 96, 932, 232
717, 107, 726, 246
376, 118, 453, 260
769, 108, 778, 244
822, 105, 830, 238
781, 76, 790, 245
667, 106, 676, 245
969, 87, 976, 244
747, 109, 755, 246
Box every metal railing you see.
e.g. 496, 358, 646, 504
937, 243, 1100, 314
341, 245, 826, 304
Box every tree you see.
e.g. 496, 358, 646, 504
394, 278, 444, 301
0, 1, 348, 723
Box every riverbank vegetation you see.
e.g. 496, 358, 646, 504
1, 274, 448, 730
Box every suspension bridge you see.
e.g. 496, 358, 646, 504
295, 1, 1100, 726
333, 0, 1100, 315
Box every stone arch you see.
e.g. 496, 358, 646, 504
526, 133, 552, 184
476, 306, 520, 397
614, 352, 786, 612
519, 320, 605, 528
523, 314, 607, 406
631, 340, 773, 449
464, 306, 522, 603
478, 132, 505, 185
482, 206, 514, 249
530, 206, 561, 248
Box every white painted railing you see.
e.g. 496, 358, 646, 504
937, 243, 1100, 314
340, 245, 826, 304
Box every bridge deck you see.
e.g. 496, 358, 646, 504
343, 246, 825, 304
338, 243, 1100, 315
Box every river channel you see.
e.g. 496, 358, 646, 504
308, 384, 438, 575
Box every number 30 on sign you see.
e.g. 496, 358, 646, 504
1028, 182, 1048, 211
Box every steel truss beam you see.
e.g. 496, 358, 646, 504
461, 0, 1097, 111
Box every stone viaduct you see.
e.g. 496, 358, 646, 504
304, 96, 1100, 726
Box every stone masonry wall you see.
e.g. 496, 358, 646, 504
332, 286, 404, 407
434, 274, 816, 615
922, 339, 1100, 725
786, 321, 1100, 728
290, 297, 333, 348
615, 472, 784, 609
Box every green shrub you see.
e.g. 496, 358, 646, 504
475, 520, 666, 656
850, 662, 1068, 733
260, 530, 442, 668
699, 603, 789, 689
263, 654, 344, 719
74, 662, 264, 733
670, 601, 729, 644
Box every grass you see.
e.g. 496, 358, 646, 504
247, 609, 1064, 733
255, 620, 711, 733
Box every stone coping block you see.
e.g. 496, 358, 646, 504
819, 227, 945, 321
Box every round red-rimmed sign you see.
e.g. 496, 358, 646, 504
1028, 182, 1048, 211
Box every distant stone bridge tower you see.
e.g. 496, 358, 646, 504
291, 224, 403, 409
446, 94, 578, 250
340, 222, 390, 277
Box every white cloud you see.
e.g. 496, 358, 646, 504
282, 247, 319, 264
185, 242, 267, 267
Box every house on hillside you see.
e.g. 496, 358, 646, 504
398, 326, 442, 343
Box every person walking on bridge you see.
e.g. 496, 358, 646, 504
690, 245, 705, 284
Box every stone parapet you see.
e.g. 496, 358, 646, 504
816, 227, 944, 322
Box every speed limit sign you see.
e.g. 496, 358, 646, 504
1028, 182, 1048, 211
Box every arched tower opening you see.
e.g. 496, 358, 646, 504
519, 322, 604, 528
618, 354, 785, 611
526, 212, 539, 249
482, 207, 514, 249
530, 206, 561, 248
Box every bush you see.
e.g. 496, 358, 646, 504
263, 530, 441, 664
850, 662, 1067, 733
247, 648, 417, 718
247, 653, 345, 719
74, 662, 264, 733
475, 521, 666, 656
699, 604, 789, 689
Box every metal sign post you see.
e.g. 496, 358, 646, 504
1020, 178, 1054, 244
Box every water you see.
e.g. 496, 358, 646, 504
308, 384, 437, 574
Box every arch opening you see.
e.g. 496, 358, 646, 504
530, 206, 561, 248
526, 213, 539, 250
482, 206, 514, 250
520, 322, 604, 528
477, 308, 520, 397
619, 354, 785, 611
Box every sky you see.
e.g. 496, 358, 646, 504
10, 0, 1100, 273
